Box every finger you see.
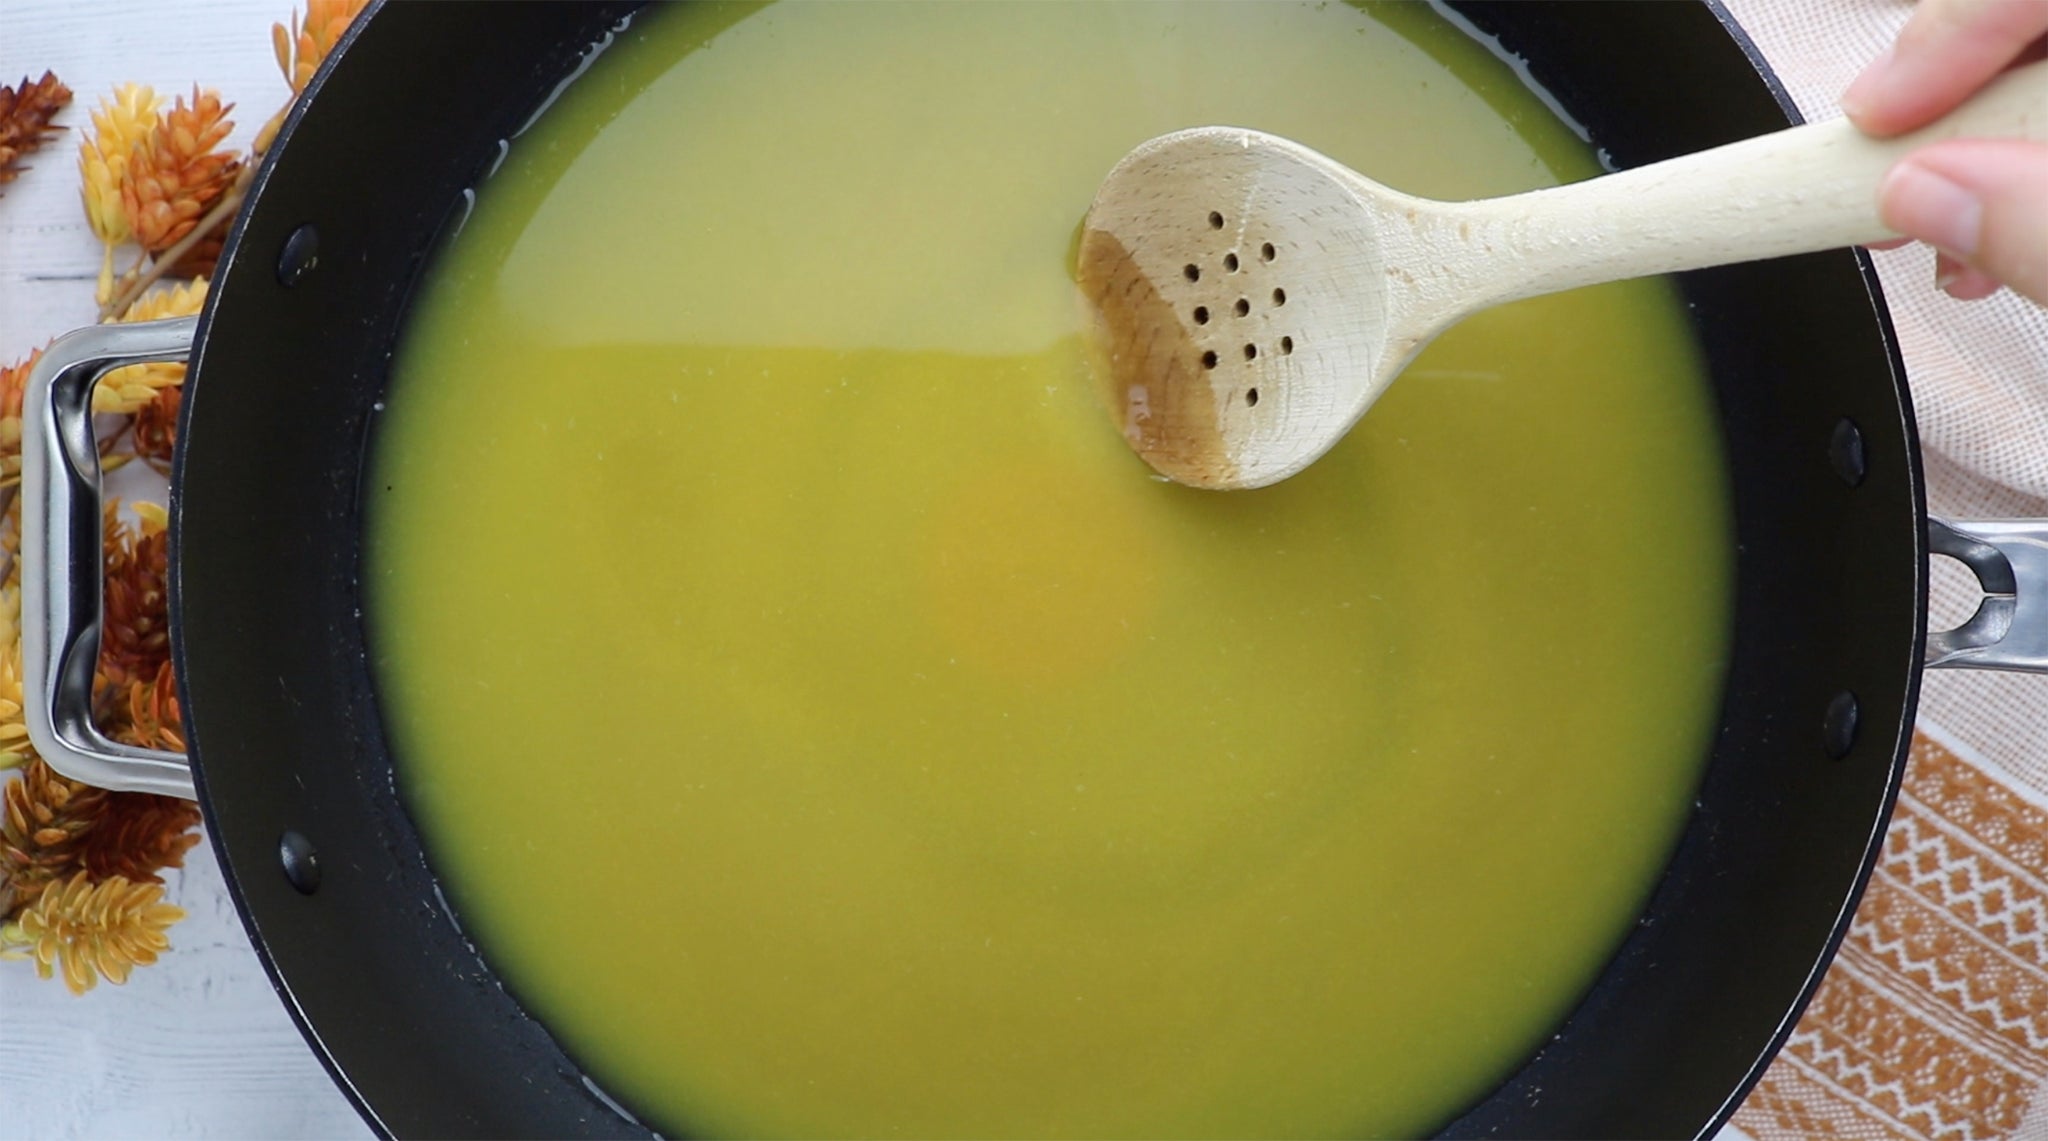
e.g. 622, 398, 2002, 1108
1880, 139, 2048, 305
1935, 250, 2002, 298
1842, 0, 2048, 136
1944, 264, 2005, 299
1867, 237, 1914, 250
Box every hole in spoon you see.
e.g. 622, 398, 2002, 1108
1184, 264, 1200, 282
1272, 288, 1287, 306
1261, 242, 1276, 263
1201, 350, 1218, 370
1208, 211, 1224, 229
1223, 252, 1240, 272
1193, 306, 1209, 325
1233, 298, 1250, 317
1243, 343, 1258, 361
1246, 388, 1260, 406
1280, 336, 1294, 354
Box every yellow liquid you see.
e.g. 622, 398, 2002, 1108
367, 3, 1732, 1137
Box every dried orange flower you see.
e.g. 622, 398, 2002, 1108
0, 585, 26, 770
120, 87, 240, 255
295, 0, 368, 91
99, 501, 171, 690
0, 347, 40, 490
116, 278, 207, 325
0, 72, 74, 191
110, 660, 185, 756
78, 84, 160, 246
78, 779, 200, 889
133, 383, 181, 470
163, 229, 227, 282
99, 278, 207, 414
277, 0, 372, 93
78, 84, 163, 304
257, 0, 371, 153
0, 349, 31, 419
2, 749, 199, 922
3, 498, 17, 592
0, 871, 184, 994
1, 757, 107, 913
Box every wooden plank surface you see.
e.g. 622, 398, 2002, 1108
1, 2, 371, 1136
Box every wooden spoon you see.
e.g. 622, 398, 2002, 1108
1077, 61, 2048, 490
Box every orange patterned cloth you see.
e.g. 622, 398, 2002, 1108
1736, 734, 2048, 1139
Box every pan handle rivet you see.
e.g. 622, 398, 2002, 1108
277, 224, 320, 288
1828, 418, 1866, 487
1821, 691, 1859, 759
279, 829, 322, 895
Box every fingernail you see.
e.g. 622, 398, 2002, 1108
1841, 44, 1894, 120
1880, 160, 1983, 258
1934, 250, 1962, 291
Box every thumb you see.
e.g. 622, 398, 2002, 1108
1878, 139, 2048, 305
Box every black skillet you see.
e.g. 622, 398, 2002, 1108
20, 1, 2042, 1137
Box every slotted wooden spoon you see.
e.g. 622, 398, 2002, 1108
1077, 60, 2048, 490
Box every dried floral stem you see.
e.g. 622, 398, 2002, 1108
102, 164, 250, 320
103, 249, 150, 314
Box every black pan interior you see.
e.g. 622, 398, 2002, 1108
171, 3, 1921, 1138
176, 5, 653, 1137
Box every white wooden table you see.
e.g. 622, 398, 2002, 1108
0, 2, 370, 1136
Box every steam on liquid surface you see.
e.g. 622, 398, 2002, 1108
367, 3, 1731, 1137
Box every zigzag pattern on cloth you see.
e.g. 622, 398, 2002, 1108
1735, 735, 2048, 1141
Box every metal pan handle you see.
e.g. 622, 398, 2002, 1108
1926, 518, 2048, 672
21, 317, 199, 800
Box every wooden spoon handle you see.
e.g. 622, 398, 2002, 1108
1438, 59, 2048, 312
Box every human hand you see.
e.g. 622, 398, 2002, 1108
1842, 0, 2048, 304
